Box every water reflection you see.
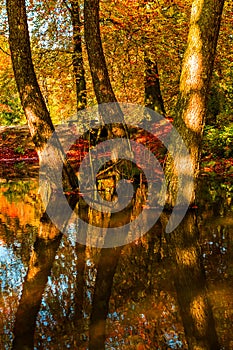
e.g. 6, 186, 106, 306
0, 177, 233, 349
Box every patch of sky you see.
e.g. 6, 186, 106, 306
0, 243, 26, 292
108, 311, 120, 321
86, 289, 92, 302
25, 0, 73, 50
164, 332, 183, 349
67, 223, 78, 247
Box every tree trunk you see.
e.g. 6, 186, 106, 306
144, 55, 166, 116
6, 0, 78, 191
162, 1, 225, 348
165, 0, 225, 207
6, 3, 82, 347
70, 0, 87, 111
84, 0, 129, 140
6, 0, 54, 150
84, 0, 116, 105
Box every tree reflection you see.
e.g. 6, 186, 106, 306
89, 246, 123, 350
162, 210, 220, 349
88, 180, 139, 349
89, 210, 220, 349
10, 188, 221, 349
12, 217, 62, 350
88, 205, 221, 349
12, 193, 83, 349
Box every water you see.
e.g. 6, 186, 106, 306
0, 175, 233, 349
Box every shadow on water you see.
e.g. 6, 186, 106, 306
0, 173, 233, 349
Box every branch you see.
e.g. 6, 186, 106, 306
0, 46, 10, 56
62, 0, 72, 14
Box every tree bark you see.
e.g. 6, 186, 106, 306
6, 0, 78, 191
6, 3, 82, 347
70, 0, 87, 111
165, 0, 225, 207
6, 0, 53, 150
84, 0, 116, 105
82, 0, 137, 331
84, 0, 129, 140
144, 55, 166, 116
162, 1, 225, 348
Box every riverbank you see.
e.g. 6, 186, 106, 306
1, 125, 233, 180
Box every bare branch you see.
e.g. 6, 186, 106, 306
62, 0, 72, 14
0, 46, 10, 56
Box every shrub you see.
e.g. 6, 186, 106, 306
202, 121, 233, 158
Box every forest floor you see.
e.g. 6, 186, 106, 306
0, 125, 233, 180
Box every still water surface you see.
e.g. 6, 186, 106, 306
0, 175, 233, 349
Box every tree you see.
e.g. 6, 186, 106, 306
6, 0, 78, 190
84, 0, 130, 141
84, 1, 134, 348
142, 0, 166, 117
163, 1, 225, 348
84, 0, 117, 105
62, 0, 87, 111
144, 54, 166, 116
5, 0, 229, 348
71, 0, 87, 111
6, 0, 54, 150
165, 0, 226, 206
6, 1, 80, 347
28, 0, 87, 120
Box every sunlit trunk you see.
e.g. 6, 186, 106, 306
165, 0, 225, 206
163, 1, 225, 348
6, 0, 78, 192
